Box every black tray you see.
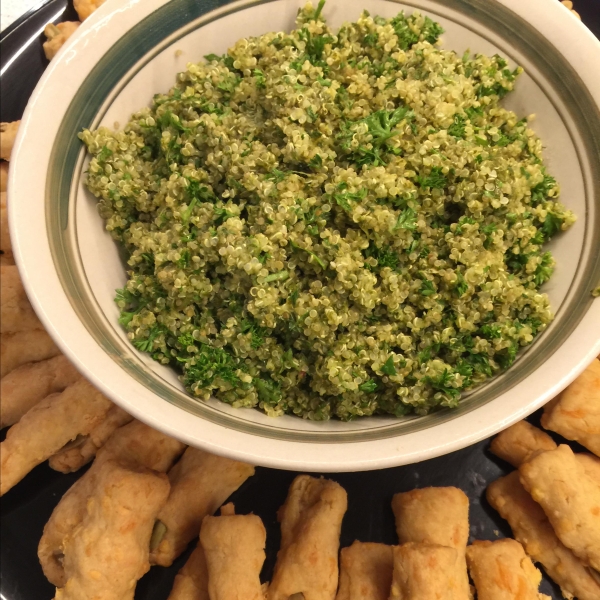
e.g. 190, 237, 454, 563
2, 2, 598, 598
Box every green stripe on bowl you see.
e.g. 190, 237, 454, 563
46, 0, 600, 442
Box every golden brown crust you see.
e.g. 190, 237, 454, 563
150, 447, 255, 566
0, 121, 19, 161
38, 420, 185, 586
519, 445, 600, 571
577, 452, 600, 485
268, 475, 348, 600
466, 539, 549, 600
0, 265, 43, 333
541, 359, 600, 457
53, 460, 170, 600
335, 541, 393, 600
487, 472, 600, 600
0, 378, 112, 496
48, 404, 133, 473
42, 22, 80, 60
490, 421, 557, 468
200, 509, 266, 600
0, 162, 8, 192
389, 542, 467, 600
391, 487, 469, 549
0, 329, 61, 379
489, 419, 600, 480
0, 355, 81, 429
73, 0, 105, 21
167, 542, 210, 600
1, 191, 10, 255
391, 486, 471, 599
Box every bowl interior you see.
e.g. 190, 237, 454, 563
63, 0, 586, 438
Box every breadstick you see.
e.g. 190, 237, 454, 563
577, 452, 600, 485
487, 472, 600, 600
1, 191, 10, 254
391, 487, 471, 599
490, 420, 600, 482
38, 419, 185, 586
0, 121, 19, 160
0, 378, 112, 495
43, 22, 80, 60
0, 329, 61, 378
541, 359, 600, 457
335, 541, 393, 600
167, 542, 209, 600
389, 542, 465, 600
490, 420, 557, 468
53, 459, 169, 600
150, 447, 255, 566
268, 475, 347, 600
0, 265, 43, 333
48, 403, 133, 473
73, 0, 106, 21
519, 444, 600, 571
0, 355, 81, 428
0, 161, 8, 191
200, 504, 266, 600
466, 539, 549, 600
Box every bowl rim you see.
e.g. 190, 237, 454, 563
8, 0, 600, 471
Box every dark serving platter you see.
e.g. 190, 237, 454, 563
1, 2, 598, 598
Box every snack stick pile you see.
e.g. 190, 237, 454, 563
0, 121, 136, 497
4, 356, 597, 599
487, 359, 600, 600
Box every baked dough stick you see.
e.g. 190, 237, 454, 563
167, 542, 209, 600
466, 539, 550, 600
38, 419, 185, 586
53, 459, 170, 600
268, 475, 348, 600
0, 162, 7, 191
541, 359, 600, 457
1, 192, 11, 257
200, 504, 266, 600
487, 472, 600, 600
0, 329, 61, 378
335, 541, 393, 600
389, 542, 466, 600
0, 378, 112, 495
0, 265, 43, 333
519, 444, 600, 571
577, 452, 600, 485
73, 0, 106, 21
0, 355, 81, 428
48, 404, 133, 473
391, 487, 471, 599
490, 420, 600, 483
0, 121, 20, 160
490, 421, 557, 468
150, 447, 255, 566
43, 22, 80, 60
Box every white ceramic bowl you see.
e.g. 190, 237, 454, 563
9, 0, 600, 471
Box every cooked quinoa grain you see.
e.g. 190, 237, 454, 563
80, 2, 575, 420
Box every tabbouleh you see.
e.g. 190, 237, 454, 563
80, 1, 575, 420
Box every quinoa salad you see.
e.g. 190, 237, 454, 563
80, 1, 575, 421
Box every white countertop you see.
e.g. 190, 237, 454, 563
1, 0, 45, 32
